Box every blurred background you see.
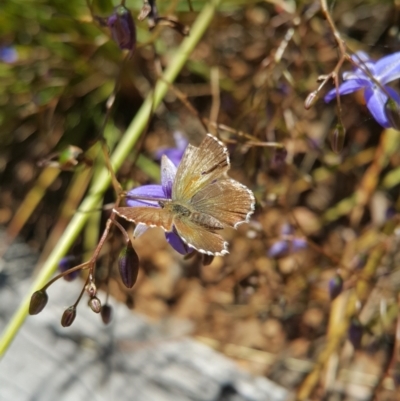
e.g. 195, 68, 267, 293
1, 0, 400, 400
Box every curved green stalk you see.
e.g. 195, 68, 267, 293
0, 0, 221, 357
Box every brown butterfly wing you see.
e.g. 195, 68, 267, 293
190, 179, 255, 228
173, 217, 228, 256
114, 207, 174, 231
172, 134, 230, 202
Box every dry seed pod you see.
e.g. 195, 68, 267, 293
330, 123, 346, 154
29, 290, 48, 315
118, 242, 140, 288
101, 304, 113, 325
304, 90, 318, 110
61, 306, 77, 327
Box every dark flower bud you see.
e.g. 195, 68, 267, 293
202, 254, 214, 266
330, 123, 346, 154
270, 148, 287, 172
393, 362, 400, 387
89, 297, 102, 314
348, 317, 363, 349
58, 256, 80, 282
101, 304, 113, 325
118, 242, 140, 288
328, 274, 343, 300
106, 6, 136, 51
385, 98, 400, 130
304, 90, 319, 110
29, 290, 48, 315
61, 306, 77, 327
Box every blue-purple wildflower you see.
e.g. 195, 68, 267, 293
155, 131, 188, 167
126, 153, 191, 255
268, 223, 307, 258
0, 46, 17, 64
325, 51, 400, 128
104, 6, 136, 51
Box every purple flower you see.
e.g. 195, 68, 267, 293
325, 51, 400, 128
268, 224, 307, 258
155, 131, 188, 167
58, 256, 80, 281
0, 46, 17, 64
97, 6, 136, 51
126, 154, 191, 255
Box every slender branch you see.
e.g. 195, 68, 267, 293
0, 0, 221, 358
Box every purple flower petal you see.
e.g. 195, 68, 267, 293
386, 86, 400, 104
324, 80, 365, 103
155, 131, 188, 167
133, 223, 149, 238
364, 86, 391, 127
291, 238, 308, 251
268, 240, 289, 258
280, 223, 293, 236
374, 51, 400, 84
173, 131, 188, 151
166, 231, 191, 254
350, 51, 375, 74
0, 46, 18, 64
126, 184, 166, 207
161, 155, 177, 198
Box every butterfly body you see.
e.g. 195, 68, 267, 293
114, 134, 255, 256
160, 200, 224, 230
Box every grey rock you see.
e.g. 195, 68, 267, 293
0, 237, 289, 401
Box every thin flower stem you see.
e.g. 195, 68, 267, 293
42, 261, 91, 290
112, 219, 130, 244
319, 0, 348, 120
74, 275, 90, 308
0, 0, 221, 358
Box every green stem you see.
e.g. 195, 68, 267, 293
0, 0, 221, 357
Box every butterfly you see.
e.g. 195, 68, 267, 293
114, 134, 255, 256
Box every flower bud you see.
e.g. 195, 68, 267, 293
385, 98, 400, 130
270, 148, 287, 172
304, 90, 319, 110
29, 290, 48, 315
330, 123, 346, 154
58, 256, 80, 281
118, 242, 140, 288
61, 306, 77, 327
89, 297, 102, 313
101, 304, 113, 325
106, 6, 136, 51
328, 275, 343, 300
348, 317, 363, 349
202, 254, 214, 266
